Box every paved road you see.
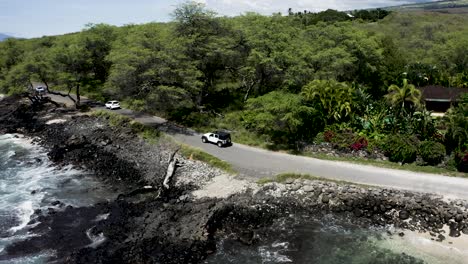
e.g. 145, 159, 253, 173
46, 93, 468, 200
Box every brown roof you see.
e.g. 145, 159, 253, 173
419, 85, 468, 102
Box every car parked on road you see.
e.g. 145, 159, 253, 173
201, 131, 232, 147
105, 101, 121, 110
35, 86, 46, 93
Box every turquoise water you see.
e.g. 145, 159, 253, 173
205, 214, 428, 264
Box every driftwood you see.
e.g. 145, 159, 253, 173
163, 148, 181, 189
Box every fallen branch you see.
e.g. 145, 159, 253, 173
163, 148, 180, 189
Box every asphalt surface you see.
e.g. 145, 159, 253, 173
46, 93, 468, 200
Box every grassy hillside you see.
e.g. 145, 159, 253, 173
386, 0, 468, 13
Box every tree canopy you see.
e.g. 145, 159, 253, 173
1, 2, 467, 162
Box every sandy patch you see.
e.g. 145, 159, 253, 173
192, 174, 258, 199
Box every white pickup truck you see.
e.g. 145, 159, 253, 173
201, 131, 232, 147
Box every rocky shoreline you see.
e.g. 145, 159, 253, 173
1, 95, 468, 263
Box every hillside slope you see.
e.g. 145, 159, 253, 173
0, 33, 12, 41
386, 0, 468, 13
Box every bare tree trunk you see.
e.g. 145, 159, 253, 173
244, 84, 253, 102
41, 78, 49, 90
242, 76, 256, 102
76, 84, 81, 107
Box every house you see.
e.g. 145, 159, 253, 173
418, 85, 467, 112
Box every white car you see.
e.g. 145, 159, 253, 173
105, 101, 121, 110
201, 131, 232, 147
35, 86, 46, 93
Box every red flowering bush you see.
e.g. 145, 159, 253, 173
456, 150, 468, 172
351, 137, 368, 151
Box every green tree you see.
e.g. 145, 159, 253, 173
0, 62, 32, 94
0, 39, 25, 93
378, 36, 407, 95
444, 94, 468, 153
242, 91, 317, 147
106, 23, 202, 116
81, 23, 117, 83
172, 1, 244, 109
50, 36, 94, 107
233, 13, 295, 97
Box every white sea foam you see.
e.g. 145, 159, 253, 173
0, 251, 56, 264
271, 241, 289, 249
9, 201, 34, 233
258, 245, 293, 263
86, 227, 107, 248
0, 133, 113, 262
94, 213, 110, 222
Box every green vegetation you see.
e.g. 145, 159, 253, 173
257, 173, 372, 187
1, 1, 468, 174
386, 0, 468, 12
381, 134, 419, 163
179, 144, 235, 174
92, 110, 235, 173
305, 152, 468, 178
92, 110, 160, 143
419, 140, 446, 165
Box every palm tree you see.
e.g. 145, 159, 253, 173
385, 78, 422, 115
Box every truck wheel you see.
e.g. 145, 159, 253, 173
202, 137, 207, 143
217, 142, 223, 147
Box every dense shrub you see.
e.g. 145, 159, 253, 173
324, 130, 335, 142
330, 130, 357, 151
419, 141, 446, 165
326, 129, 369, 151
314, 132, 325, 144
381, 134, 419, 163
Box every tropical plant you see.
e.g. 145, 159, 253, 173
385, 78, 422, 116
301, 79, 354, 124
444, 94, 468, 153
455, 149, 468, 172
411, 109, 436, 141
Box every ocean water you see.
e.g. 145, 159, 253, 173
1, 133, 466, 264
0, 134, 114, 263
